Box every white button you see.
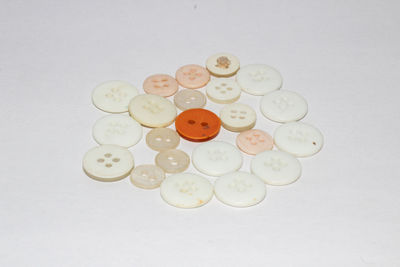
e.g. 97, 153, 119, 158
83, 145, 134, 182
220, 103, 256, 132
261, 90, 308, 123
155, 149, 190, 173
128, 94, 177, 128
236, 64, 282, 95
206, 78, 241, 104
130, 164, 165, 189
274, 122, 323, 157
206, 53, 240, 77
92, 114, 143, 148
251, 150, 301, 185
160, 173, 214, 208
192, 141, 242, 176
92, 81, 139, 113
214, 171, 266, 208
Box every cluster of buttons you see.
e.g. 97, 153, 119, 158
83, 53, 324, 209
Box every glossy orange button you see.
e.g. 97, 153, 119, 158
175, 108, 221, 142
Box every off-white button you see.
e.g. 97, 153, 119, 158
92, 81, 138, 113
146, 127, 180, 151
220, 103, 256, 132
174, 89, 207, 111
83, 145, 134, 182
236, 64, 282, 96
130, 164, 165, 189
206, 79, 241, 104
206, 53, 240, 77
155, 149, 190, 173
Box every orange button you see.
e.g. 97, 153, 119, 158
175, 109, 221, 142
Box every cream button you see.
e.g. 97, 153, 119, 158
155, 149, 190, 173
206, 78, 241, 104
220, 103, 256, 132
173, 89, 207, 111
130, 164, 165, 189
128, 94, 177, 128
146, 127, 180, 151
236, 64, 282, 96
206, 53, 240, 77
92, 81, 138, 113
83, 145, 134, 182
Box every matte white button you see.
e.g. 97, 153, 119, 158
92, 81, 139, 113
220, 103, 256, 132
206, 53, 240, 77
92, 114, 142, 148
214, 171, 266, 208
160, 173, 213, 208
128, 94, 177, 128
261, 90, 308, 123
192, 141, 243, 176
130, 164, 165, 189
251, 150, 302, 185
236, 64, 282, 95
274, 122, 323, 157
206, 79, 241, 104
83, 145, 134, 182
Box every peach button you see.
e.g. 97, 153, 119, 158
236, 129, 273, 155
143, 74, 178, 97
175, 64, 210, 89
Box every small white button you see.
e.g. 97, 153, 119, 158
192, 141, 243, 176
206, 53, 240, 77
214, 171, 266, 208
220, 103, 256, 132
236, 64, 282, 95
160, 173, 214, 208
206, 78, 241, 104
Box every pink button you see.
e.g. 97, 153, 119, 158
143, 74, 179, 97
236, 129, 273, 155
175, 64, 210, 89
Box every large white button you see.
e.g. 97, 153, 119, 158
160, 173, 214, 208
214, 171, 266, 208
192, 141, 243, 176
92, 114, 142, 148
251, 150, 301, 185
92, 81, 139, 113
220, 103, 256, 132
128, 94, 177, 128
83, 145, 134, 182
274, 122, 323, 157
236, 64, 282, 95
206, 78, 241, 104
261, 90, 308, 123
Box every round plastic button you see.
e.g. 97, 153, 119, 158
173, 89, 207, 111
236, 129, 273, 155
143, 74, 178, 97
175, 108, 221, 142
236, 64, 282, 96
175, 64, 210, 89
206, 53, 240, 77
220, 103, 256, 132
155, 149, 190, 173
206, 78, 241, 104
130, 164, 165, 189
146, 127, 180, 151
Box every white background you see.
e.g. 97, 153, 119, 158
1, 0, 399, 266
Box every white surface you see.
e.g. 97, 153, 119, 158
128, 94, 177, 127
274, 121, 324, 157
1, 0, 400, 266
160, 172, 214, 208
92, 114, 143, 148
206, 78, 241, 104
92, 80, 139, 113
214, 171, 266, 208
192, 141, 243, 176
251, 150, 302, 185
260, 90, 308, 122
236, 64, 283, 95
83, 145, 135, 182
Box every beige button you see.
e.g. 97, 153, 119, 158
146, 127, 180, 151
155, 149, 190, 173
173, 89, 206, 111
130, 164, 165, 189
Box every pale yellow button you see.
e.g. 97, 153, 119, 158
155, 149, 190, 173
173, 89, 206, 111
130, 164, 165, 189
146, 127, 180, 151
